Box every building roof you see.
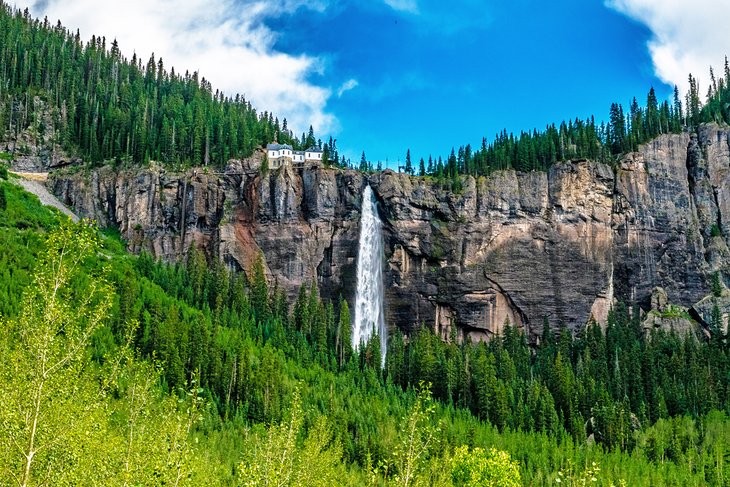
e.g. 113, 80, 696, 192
305, 147, 323, 153
293, 150, 305, 155
266, 143, 293, 151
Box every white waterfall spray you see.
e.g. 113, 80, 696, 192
353, 185, 387, 366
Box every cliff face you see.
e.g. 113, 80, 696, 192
49, 157, 365, 308
49, 124, 730, 340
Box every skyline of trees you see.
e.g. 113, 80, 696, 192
0, 4, 331, 169
398, 64, 730, 181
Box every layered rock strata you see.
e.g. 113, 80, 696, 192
48, 124, 730, 340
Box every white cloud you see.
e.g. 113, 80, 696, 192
336, 78, 359, 97
25, 0, 337, 134
606, 0, 730, 94
383, 0, 418, 14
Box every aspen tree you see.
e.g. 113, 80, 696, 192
0, 221, 112, 486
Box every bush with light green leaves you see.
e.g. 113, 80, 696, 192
451, 445, 521, 487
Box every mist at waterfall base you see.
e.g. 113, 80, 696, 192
352, 185, 387, 366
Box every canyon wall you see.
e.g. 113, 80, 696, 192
48, 124, 730, 340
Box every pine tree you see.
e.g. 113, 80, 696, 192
687, 74, 702, 127
608, 103, 626, 154
646, 87, 659, 138
337, 298, 351, 367
405, 149, 413, 175
673, 85, 684, 131
306, 125, 316, 148
250, 252, 270, 323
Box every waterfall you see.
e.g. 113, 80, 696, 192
353, 185, 387, 366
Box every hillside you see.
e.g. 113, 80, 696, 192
0, 3, 329, 172
2, 159, 730, 486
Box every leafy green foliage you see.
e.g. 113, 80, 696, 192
0, 221, 221, 486
391, 383, 441, 486
0, 180, 62, 228
0, 179, 64, 317
554, 462, 605, 487
0, 221, 112, 486
451, 445, 521, 487
239, 389, 345, 486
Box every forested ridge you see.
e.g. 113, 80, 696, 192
395, 63, 730, 181
0, 3, 334, 169
4, 1, 730, 179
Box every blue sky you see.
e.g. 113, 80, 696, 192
25, 0, 730, 166
273, 0, 661, 165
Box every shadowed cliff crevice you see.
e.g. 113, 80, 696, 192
483, 274, 530, 332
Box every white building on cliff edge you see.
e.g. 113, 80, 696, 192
266, 144, 323, 169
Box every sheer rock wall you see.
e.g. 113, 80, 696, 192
49, 124, 730, 340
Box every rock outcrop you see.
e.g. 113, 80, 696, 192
2, 97, 82, 172
50, 157, 365, 308
641, 287, 698, 337
47, 123, 730, 340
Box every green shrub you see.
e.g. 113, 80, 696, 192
451, 446, 522, 487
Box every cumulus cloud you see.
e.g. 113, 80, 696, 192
606, 0, 730, 93
25, 0, 336, 134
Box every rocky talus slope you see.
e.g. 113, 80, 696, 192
11, 173, 79, 222
47, 124, 730, 340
